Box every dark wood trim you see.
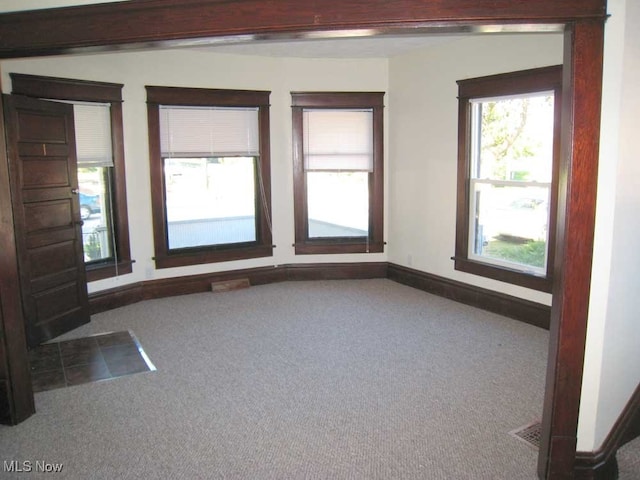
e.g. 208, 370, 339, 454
294, 242, 386, 255
538, 20, 605, 480
453, 257, 552, 293
291, 91, 385, 255
291, 91, 386, 108
10, 73, 123, 102
620, 384, 640, 447
574, 383, 640, 479
146, 86, 273, 269
146, 86, 271, 107
456, 65, 564, 98
0, 0, 606, 59
86, 260, 134, 283
286, 262, 388, 281
153, 245, 275, 270
90, 262, 548, 326
387, 263, 550, 329
89, 262, 387, 313
0, 94, 35, 425
454, 65, 562, 294
88, 281, 144, 316
10, 74, 133, 284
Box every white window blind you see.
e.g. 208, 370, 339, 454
160, 106, 260, 158
74, 103, 113, 167
303, 109, 373, 171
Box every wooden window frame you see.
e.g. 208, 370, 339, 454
146, 86, 273, 269
454, 66, 562, 293
291, 92, 384, 255
10, 73, 133, 282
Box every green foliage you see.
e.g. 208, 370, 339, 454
479, 95, 552, 180
84, 232, 102, 261
484, 238, 546, 268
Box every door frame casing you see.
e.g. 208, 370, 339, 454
0, 2, 607, 477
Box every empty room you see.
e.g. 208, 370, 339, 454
0, 1, 638, 479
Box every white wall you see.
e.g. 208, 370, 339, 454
578, 0, 640, 451
387, 34, 563, 305
1, 49, 389, 293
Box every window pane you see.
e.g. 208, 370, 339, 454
471, 183, 549, 273
78, 167, 114, 263
471, 93, 554, 182
164, 157, 256, 249
307, 171, 368, 238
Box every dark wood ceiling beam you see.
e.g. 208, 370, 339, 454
0, 0, 607, 59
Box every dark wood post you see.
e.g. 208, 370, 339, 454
538, 20, 606, 479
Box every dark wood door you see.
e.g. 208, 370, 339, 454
3, 94, 89, 348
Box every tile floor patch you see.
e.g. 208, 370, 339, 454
28, 331, 155, 393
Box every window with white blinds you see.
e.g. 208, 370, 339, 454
302, 109, 373, 171
73, 103, 114, 167
291, 91, 384, 255
146, 86, 273, 268
159, 106, 259, 158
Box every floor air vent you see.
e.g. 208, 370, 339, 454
509, 421, 541, 450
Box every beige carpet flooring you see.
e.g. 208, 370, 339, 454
1, 279, 551, 479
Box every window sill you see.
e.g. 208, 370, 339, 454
452, 256, 552, 293
295, 241, 384, 255
154, 244, 273, 269
86, 260, 134, 282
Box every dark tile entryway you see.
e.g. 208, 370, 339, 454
29, 331, 155, 392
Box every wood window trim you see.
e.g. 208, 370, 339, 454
453, 65, 562, 293
291, 91, 385, 255
146, 86, 273, 269
9, 73, 133, 282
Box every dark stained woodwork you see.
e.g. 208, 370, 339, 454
0, 4, 610, 480
574, 384, 640, 480
10, 74, 123, 103
146, 86, 273, 269
4, 95, 90, 348
538, 20, 606, 480
10, 73, 133, 283
454, 65, 562, 293
0, 0, 606, 59
574, 382, 640, 479
291, 92, 385, 255
0, 94, 34, 425
87, 261, 546, 328
285, 262, 388, 281
88, 262, 388, 314
388, 263, 551, 329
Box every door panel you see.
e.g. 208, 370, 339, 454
3, 94, 89, 347
21, 157, 71, 187
17, 111, 68, 142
